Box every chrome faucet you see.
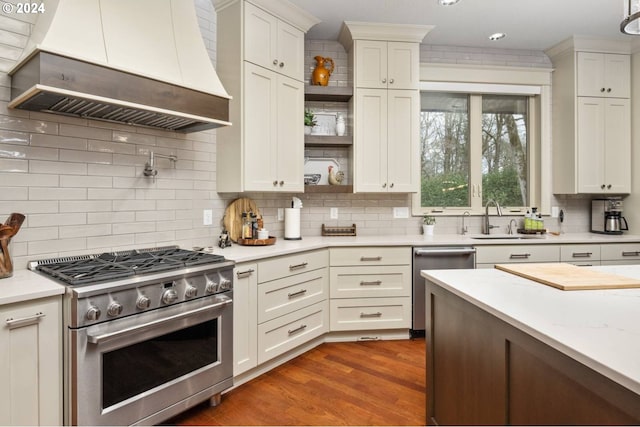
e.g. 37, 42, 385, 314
461, 211, 470, 235
483, 199, 502, 234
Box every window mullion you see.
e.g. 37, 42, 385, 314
469, 95, 483, 212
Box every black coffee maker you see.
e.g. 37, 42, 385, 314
591, 198, 629, 235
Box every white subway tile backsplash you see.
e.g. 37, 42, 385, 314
29, 213, 87, 227
0, 129, 29, 145
0, 186, 27, 200
29, 187, 87, 200
60, 175, 113, 188
87, 164, 136, 177
88, 139, 137, 155
59, 123, 112, 140
0, 158, 27, 172
87, 211, 135, 224
113, 222, 155, 235
113, 200, 156, 211
28, 238, 87, 255
30, 133, 88, 150
59, 224, 112, 239
86, 234, 135, 249
60, 149, 113, 164
60, 200, 112, 213
30, 160, 87, 175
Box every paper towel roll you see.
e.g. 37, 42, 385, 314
284, 208, 301, 240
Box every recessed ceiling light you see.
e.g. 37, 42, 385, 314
488, 32, 506, 41
438, 0, 460, 5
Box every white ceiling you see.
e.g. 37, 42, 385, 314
288, 0, 633, 51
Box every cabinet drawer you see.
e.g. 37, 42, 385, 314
258, 249, 328, 283
601, 243, 640, 261
329, 297, 411, 331
560, 245, 601, 262
257, 300, 328, 364
475, 245, 560, 264
258, 268, 328, 323
329, 247, 410, 266
330, 265, 411, 298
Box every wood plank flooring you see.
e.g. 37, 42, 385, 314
166, 338, 426, 426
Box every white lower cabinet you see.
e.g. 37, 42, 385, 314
601, 243, 640, 265
561, 244, 601, 266
329, 247, 411, 333
475, 244, 561, 268
256, 250, 329, 364
233, 263, 258, 376
0, 296, 62, 426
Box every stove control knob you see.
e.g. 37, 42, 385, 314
107, 302, 123, 317
162, 289, 179, 305
136, 296, 151, 310
185, 286, 198, 298
220, 279, 231, 290
86, 306, 101, 321
205, 280, 218, 294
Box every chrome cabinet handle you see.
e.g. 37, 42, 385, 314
273, 59, 278, 65
287, 324, 307, 335
607, 88, 612, 93
279, 62, 284, 68
607, 184, 612, 189
360, 280, 382, 286
382, 182, 387, 188
5, 312, 45, 329
390, 183, 394, 188
279, 180, 284, 186
360, 256, 382, 261
509, 253, 531, 259
289, 262, 308, 270
572, 252, 593, 258
601, 87, 606, 92
622, 251, 640, 257
273, 180, 278, 186
360, 312, 382, 318
236, 268, 255, 278
382, 78, 387, 83
389, 78, 394, 84
287, 289, 307, 298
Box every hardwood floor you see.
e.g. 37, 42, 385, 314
167, 338, 426, 426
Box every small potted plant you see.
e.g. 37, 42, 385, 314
304, 109, 316, 135
422, 215, 436, 236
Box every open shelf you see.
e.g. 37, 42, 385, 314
304, 135, 352, 146
304, 184, 353, 193
304, 86, 353, 102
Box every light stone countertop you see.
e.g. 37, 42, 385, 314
3, 232, 640, 306
421, 264, 640, 396
0, 269, 65, 306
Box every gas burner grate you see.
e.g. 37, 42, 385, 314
37, 258, 134, 285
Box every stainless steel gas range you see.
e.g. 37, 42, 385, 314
28, 246, 234, 426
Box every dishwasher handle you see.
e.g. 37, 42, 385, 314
414, 248, 476, 257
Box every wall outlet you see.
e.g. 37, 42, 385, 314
330, 207, 338, 219
393, 207, 409, 219
551, 206, 560, 218
203, 209, 213, 225
277, 208, 284, 221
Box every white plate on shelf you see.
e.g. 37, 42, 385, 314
310, 112, 337, 135
304, 157, 340, 185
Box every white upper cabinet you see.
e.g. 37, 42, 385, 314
354, 40, 420, 90
244, 2, 305, 81
215, 0, 319, 193
577, 52, 630, 98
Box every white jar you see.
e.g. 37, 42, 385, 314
335, 113, 345, 136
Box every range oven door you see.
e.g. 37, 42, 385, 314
69, 293, 233, 426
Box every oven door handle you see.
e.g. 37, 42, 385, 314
86, 295, 232, 346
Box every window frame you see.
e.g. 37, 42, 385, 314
412, 64, 552, 217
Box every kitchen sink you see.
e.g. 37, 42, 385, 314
470, 234, 545, 240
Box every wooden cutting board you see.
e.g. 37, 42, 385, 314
495, 263, 640, 291
223, 198, 260, 242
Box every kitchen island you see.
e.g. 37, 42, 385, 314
421, 265, 640, 425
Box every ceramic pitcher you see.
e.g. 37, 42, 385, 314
311, 56, 334, 86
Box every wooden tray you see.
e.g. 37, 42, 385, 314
495, 262, 640, 290
322, 223, 356, 236
236, 236, 276, 246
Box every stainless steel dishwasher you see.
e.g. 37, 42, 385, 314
412, 247, 476, 336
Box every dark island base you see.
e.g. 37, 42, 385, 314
425, 280, 640, 425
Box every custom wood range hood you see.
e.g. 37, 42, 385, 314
9, 0, 231, 133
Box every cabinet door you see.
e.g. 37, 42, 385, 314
276, 75, 304, 191
276, 19, 304, 81
577, 97, 605, 193
244, 62, 278, 191
233, 263, 258, 376
244, 2, 277, 72
354, 40, 388, 89
355, 88, 388, 191
577, 52, 606, 98
0, 297, 62, 426
387, 90, 419, 192
604, 54, 630, 98
387, 42, 420, 90
604, 98, 631, 193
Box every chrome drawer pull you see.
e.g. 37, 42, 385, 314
5, 312, 46, 329
360, 312, 382, 318
509, 253, 531, 259
287, 289, 307, 298
287, 324, 307, 335
622, 251, 640, 257
572, 252, 593, 258
236, 268, 255, 278
360, 256, 382, 262
289, 262, 308, 270
360, 280, 382, 286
